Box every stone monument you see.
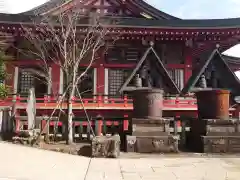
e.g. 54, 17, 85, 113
26, 87, 36, 130
181, 49, 240, 153
188, 89, 240, 153
126, 64, 178, 153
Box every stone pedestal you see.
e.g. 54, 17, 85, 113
189, 88, 240, 153
126, 118, 178, 153
91, 135, 120, 158
126, 88, 178, 153
188, 118, 240, 153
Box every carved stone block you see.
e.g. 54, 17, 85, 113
202, 136, 240, 153
125, 135, 179, 153
188, 118, 240, 153
132, 118, 172, 136
202, 136, 227, 153
126, 135, 136, 152
91, 135, 120, 158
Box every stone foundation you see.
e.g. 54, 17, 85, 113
126, 118, 179, 153
188, 118, 240, 153
202, 136, 240, 153
126, 135, 178, 153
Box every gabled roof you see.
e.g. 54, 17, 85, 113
221, 54, 240, 65
124, 0, 179, 20
22, 0, 66, 15
180, 49, 240, 96
119, 46, 180, 94
22, 0, 179, 20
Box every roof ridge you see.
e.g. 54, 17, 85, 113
20, 0, 179, 20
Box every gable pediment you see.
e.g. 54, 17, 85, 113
181, 49, 240, 97
119, 46, 180, 94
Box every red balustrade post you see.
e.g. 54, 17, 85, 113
175, 97, 179, 107
16, 94, 21, 103
124, 95, 128, 107
97, 95, 103, 107
71, 96, 76, 103
123, 114, 129, 131
41, 116, 47, 134
176, 115, 181, 127
44, 95, 48, 106
95, 118, 103, 136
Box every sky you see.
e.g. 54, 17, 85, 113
2, 0, 240, 57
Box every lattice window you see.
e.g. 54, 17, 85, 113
108, 69, 132, 96
18, 68, 48, 97
168, 69, 184, 90
108, 69, 124, 96
18, 71, 34, 95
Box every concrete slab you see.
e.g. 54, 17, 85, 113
0, 142, 240, 180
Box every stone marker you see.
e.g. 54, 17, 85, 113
26, 87, 36, 130
91, 134, 120, 158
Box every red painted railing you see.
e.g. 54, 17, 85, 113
0, 95, 197, 110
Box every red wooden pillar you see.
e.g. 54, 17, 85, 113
184, 47, 193, 84
96, 50, 105, 95
51, 63, 61, 96
5, 63, 15, 93
97, 64, 105, 94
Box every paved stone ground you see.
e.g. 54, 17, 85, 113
0, 142, 240, 180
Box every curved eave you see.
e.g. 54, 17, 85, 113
1, 14, 240, 30
131, 0, 180, 20
113, 17, 240, 29
21, 0, 179, 20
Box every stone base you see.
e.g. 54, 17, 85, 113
91, 135, 120, 158
12, 129, 41, 145
202, 136, 240, 153
132, 118, 172, 136
126, 135, 179, 153
188, 118, 240, 153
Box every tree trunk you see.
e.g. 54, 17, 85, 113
66, 94, 74, 145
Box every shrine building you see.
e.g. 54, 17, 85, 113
0, 0, 240, 133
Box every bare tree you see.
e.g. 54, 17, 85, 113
20, 11, 114, 144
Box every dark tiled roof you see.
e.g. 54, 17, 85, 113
114, 17, 240, 28
222, 54, 240, 64
0, 13, 34, 22
21, 0, 179, 20
130, 0, 179, 20
21, 0, 66, 15
1, 13, 240, 29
